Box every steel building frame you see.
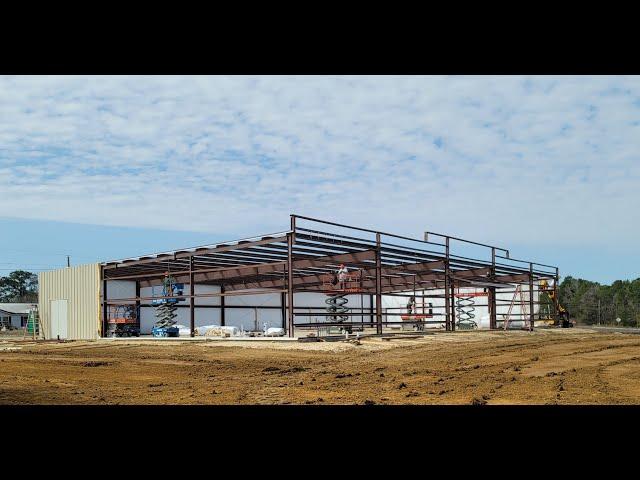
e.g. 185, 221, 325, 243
100, 214, 560, 338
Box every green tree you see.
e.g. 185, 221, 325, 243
558, 276, 640, 327
0, 270, 38, 302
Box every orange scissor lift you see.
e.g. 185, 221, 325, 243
107, 304, 140, 337
400, 297, 434, 331
321, 270, 363, 333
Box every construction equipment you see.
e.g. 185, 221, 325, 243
454, 289, 488, 330
400, 296, 433, 331
151, 272, 184, 337
539, 279, 573, 328
107, 305, 140, 337
322, 267, 362, 334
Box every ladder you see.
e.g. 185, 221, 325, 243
23, 306, 43, 340
503, 285, 529, 330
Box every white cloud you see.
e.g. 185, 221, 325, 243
0, 75, 639, 249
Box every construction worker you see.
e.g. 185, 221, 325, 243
407, 296, 416, 315
161, 272, 170, 297
337, 264, 349, 288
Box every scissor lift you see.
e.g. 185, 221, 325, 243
107, 305, 140, 337
400, 297, 434, 331
321, 271, 363, 334
454, 289, 488, 330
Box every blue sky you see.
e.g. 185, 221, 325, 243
0, 75, 638, 284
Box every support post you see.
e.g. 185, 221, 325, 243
554, 267, 559, 322
444, 237, 451, 331
286, 226, 295, 338
369, 294, 374, 327
281, 291, 286, 329
220, 284, 225, 326
135, 281, 141, 333
489, 247, 497, 330
375, 232, 383, 335
189, 256, 195, 337
450, 281, 456, 332
529, 263, 535, 331
102, 274, 108, 338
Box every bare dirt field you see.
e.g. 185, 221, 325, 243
1, 328, 639, 405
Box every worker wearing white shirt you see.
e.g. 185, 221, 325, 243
337, 264, 348, 288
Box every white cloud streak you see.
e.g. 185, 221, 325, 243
0, 75, 639, 247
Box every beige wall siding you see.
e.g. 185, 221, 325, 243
38, 263, 101, 340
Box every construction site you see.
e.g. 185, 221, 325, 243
2, 214, 639, 405
39, 214, 572, 341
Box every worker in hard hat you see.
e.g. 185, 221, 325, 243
337, 264, 349, 288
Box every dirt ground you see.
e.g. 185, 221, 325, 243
1, 328, 639, 405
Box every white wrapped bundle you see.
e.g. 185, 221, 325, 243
477, 315, 491, 329
204, 325, 240, 337
195, 324, 219, 336
264, 327, 285, 337
173, 324, 192, 336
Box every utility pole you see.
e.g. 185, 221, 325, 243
597, 299, 601, 326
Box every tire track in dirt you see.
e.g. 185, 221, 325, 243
1, 330, 639, 404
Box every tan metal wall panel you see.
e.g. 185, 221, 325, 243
38, 263, 101, 340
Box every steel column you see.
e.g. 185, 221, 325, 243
444, 237, 451, 331
375, 232, 383, 334
220, 284, 225, 326
370, 294, 374, 327
281, 291, 286, 329
189, 256, 195, 337
286, 221, 295, 337
554, 267, 559, 322
529, 263, 535, 331
489, 247, 497, 330
135, 281, 141, 333
102, 273, 108, 338
450, 281, 456, 331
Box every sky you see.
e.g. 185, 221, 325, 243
0, 75, 638, 284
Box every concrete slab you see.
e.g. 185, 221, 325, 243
99, 335, 298, 342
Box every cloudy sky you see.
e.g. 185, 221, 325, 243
0, 76, 638, 282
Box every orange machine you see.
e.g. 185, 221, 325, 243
107, 305, 140, 337
400, 296, 434, 331
321, 270, 363, 294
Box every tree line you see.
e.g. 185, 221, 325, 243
558, 276, 640, 327
0, 270, 38, 303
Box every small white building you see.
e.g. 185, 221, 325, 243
0, 303, 37, 329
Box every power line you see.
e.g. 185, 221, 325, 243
0, 267, 62, 270
0, 263, 69, 266
0, 249, 98, 260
